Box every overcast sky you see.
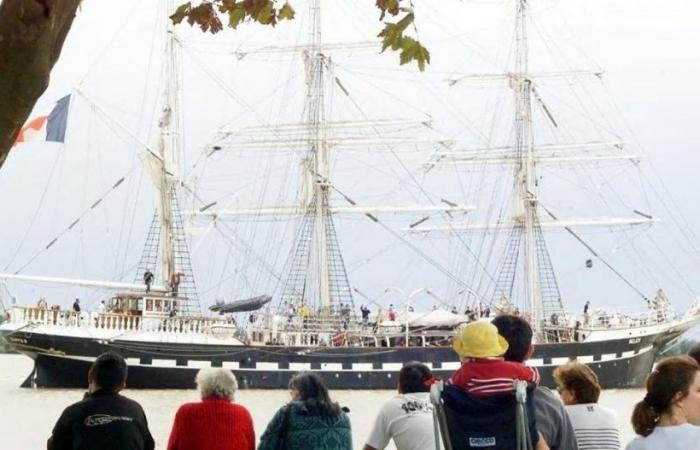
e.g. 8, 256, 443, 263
1, 0, 699, 316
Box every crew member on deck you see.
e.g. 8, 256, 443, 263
169, 273, 182, 297
360, 305, 371, 328
144, 269, 154, 292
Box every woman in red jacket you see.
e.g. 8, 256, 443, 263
167, 368, 255, 450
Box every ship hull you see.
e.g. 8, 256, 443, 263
0, 327, 676, 389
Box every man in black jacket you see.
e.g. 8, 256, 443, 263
492, 314, 579, 450
47, 352, 155, 450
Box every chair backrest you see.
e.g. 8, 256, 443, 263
435, 382, 539, 450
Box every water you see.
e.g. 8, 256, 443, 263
0, 354, 641, 449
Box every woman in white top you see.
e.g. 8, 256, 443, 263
626, 356, 700, 450
554, 361, 621, 449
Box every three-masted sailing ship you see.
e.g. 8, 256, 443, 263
1, 0, 699, 389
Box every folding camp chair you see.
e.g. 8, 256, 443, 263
430, 380, 537, 450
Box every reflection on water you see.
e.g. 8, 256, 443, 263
0, 354, 640, 449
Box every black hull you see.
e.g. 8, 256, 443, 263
1, 327, 674, 389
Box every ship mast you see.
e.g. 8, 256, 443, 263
156, 11, 181, 288
138, 0, 200, 314
273, 0, 356, 318
304, 0, 332, 309
512, 0, 542, 331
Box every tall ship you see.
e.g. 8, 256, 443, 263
1, 0, 699, 389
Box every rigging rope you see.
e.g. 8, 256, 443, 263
332, 71, 500, 291
13, 175, 132, 275
3, 152, 62, 271
325, 179, 478, 293
541, 205, 649, 302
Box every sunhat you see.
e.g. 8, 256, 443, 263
453, 321, 509, 358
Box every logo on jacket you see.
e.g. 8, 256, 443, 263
469, 436, 496, 447
84, 414, 135, 426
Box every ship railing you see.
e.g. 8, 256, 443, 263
7, 306, 240, 337
246, 325, 454, 348
8, 306, 80, 327
572, 304, 678, 330
276, 315, 359, 332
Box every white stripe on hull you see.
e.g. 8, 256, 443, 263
33, 344, 654, 372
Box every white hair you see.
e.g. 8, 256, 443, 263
195, 368, 238, 400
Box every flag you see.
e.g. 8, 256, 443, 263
13, 94, 71, 146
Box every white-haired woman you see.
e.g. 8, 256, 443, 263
167, 368, 254, 450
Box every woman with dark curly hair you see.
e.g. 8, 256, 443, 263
258, 372, 352, 450
626, 356, 700, 449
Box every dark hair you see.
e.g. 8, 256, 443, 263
89, 352, 127, 392
399, 361, 432, 394
288, 372, 341, 417
631, 356, 700, 436
553, 362, 601, 403
688, 342, 700, 366
491, 314, 533, 362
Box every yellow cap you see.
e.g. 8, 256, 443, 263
453, 321, 509, 358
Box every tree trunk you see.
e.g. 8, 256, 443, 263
0, 0, 81, 170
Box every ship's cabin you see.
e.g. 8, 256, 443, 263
108, 292, 183, 318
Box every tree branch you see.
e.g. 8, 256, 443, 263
0, 0, 82, 169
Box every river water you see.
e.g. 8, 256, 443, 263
0, 354, 642, 449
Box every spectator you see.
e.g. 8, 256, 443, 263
47, 352, 154, 450
627, 356, 700, 450
492, 314, 578, 450
73, 298, 81, 313
554, 362, 620, 449
364, 362, 438, 450
167, 368, 254, 450
258, 372, 351, 450
688, 343, 700, 427
450, 321, 539, 396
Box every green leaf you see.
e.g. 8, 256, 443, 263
398, 36, 430, 71
377, 13, 414, 52
277, 2, 295, 21
254, 0, 276, 26
170, 2, 192, 25
228, 6, 246, 29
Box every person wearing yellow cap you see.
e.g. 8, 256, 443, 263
449, 321, 540, 395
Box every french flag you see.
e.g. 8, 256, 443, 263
13, 94, 71, 146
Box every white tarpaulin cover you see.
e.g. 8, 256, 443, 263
381, 308, 470, 328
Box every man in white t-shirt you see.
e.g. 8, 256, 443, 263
363, 362, 439, 450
